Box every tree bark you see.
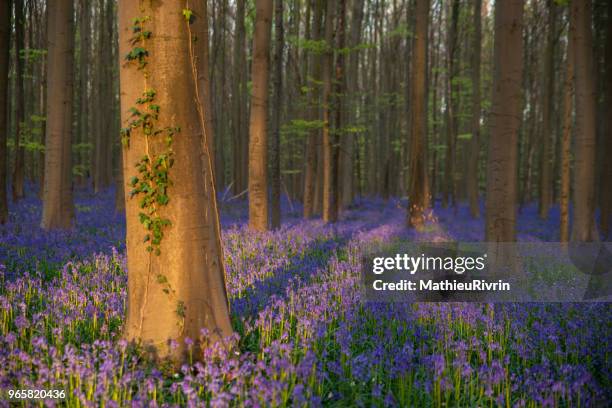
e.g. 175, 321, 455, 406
118, 0, 233, 361
560, 34, 574, 243
322, 0, 337, 223
570, 0, 598, 242
303, 0, 323, 219
467, 0, 482, 218
538, 0, 556, 219
270, 0, 283, 229
248, 0, 272, 231
600, 0, 612, 239
232, 0, 248, 196
485, 0, 523, 242
0, 0, 9, 224
41, 0, 74, 230
407, 0, 429, 229
12, 0, 25, 201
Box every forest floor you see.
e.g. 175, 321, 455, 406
0, 187, 610, 407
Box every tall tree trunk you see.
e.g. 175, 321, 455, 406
270, 0, 283, 229
538, 0, 556, 219
118, 0, 233, 361
407, 0, 429, 229
442, 0, 459, 209
485, 0, 523, 242
321, 0, 337, 223
78, 0, 90, 187
0, 0, 9, 224
560, 35, 574, 243
334, 0, 347, 215
303, 0, 323, 219
248, 0, 272, 231
41, 0, 74, 230
232, 0, 247, 196
467, 0, 482, 218
340, 0, 363, 208
12, 0, 25, 201
600, 0, 612, 239
570, 0, 597, 242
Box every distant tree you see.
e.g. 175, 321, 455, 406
407, 0, 429, 229
538, 0, 556, 220
270, 0, 284, 229
12, 0, 25, 201
321, 0, 337, 223
467, 0, 482, 218
0, 0, 9, 224
560, 30, 574, 243
41, 0, 74, 230
232, 0, 248, 196
248, 0, 273, 231
570, 0, 597, 242
118, 0, 233, 361
485, 0, 523, 242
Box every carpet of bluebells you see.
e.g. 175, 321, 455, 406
0, 187, 610, 407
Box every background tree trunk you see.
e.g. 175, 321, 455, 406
570, 0, 598, 242
485, 0, 523, 242
12, 0, 25, 201
41, 0, 74, 230
322, 0, 337, 223
600, 0, 612, 239
560, 34, 574, 243
467, 0, 482, 218
407, 0, 428, 229
0, 0, 10, 224
248, 0, 272, 231
270, 0, 283, 229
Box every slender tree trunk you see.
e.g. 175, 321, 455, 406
270, 0, 283, 229
248, 0, 272, 231
77, 0, 90, 187
570, 0, 597, 242
334, 0, 347, 215
538, 0, 556, 219
0, 0, 9, 224
41, 0, 74, 230
468, 0, 482, 218
321, 0, 337, 223
118, 0, 233, 361
485, 0, 523, 242
407, 0, 429, 229
232, 0, 247, 196
303, 0, 323, 219
560, 36, 574, 243
600, 0, 612, 239
12, 0, 25, 201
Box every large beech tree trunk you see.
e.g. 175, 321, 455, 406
0, 0, 9, 224
407, 0, 429, 229
467, 0, 482, 218
41, 0, 74, 230
485, 0, 523, 242
570, 0, 597, 242
118, 1, 233, 361
248, 0, 272, 231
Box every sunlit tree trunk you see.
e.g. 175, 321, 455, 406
12, 0, 25, 201
570, 0, 597, 242
467, 0, 482, 218
0, 0, 9, 224
41, 0, 74, 230
485, 0, 523, 242
407, 0, 429, 229
248, 0, 272, 231
442, 0, 458, 210
118, 0, 233, 361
